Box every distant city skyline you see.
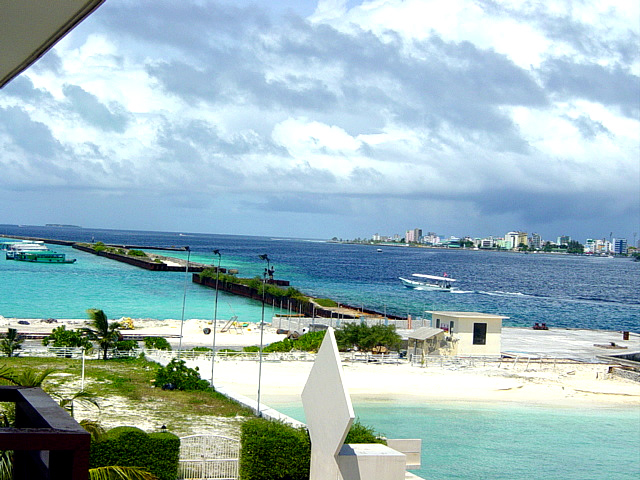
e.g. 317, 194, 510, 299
1, 1, 638, 241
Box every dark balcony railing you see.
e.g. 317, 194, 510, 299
0, 386, 90, 480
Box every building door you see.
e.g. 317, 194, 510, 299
472, 323, 487, 345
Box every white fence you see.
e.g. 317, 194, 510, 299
272, 315, 430, 332
179, 435, 239, 480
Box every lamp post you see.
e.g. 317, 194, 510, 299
177, 246, 191, 356
210, 249, 222, 384
256, 253, 270, 416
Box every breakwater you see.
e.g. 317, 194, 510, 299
193, 273, 405, 321
73, 244, 208, 272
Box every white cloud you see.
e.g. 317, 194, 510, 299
0, 0, 637, 240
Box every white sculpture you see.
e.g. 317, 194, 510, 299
302, 327, 355, 480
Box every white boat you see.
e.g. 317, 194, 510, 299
399, 274, 457, 291
3, 241, 49, 259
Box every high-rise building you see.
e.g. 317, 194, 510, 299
529, 233, 542, 250
506, 231, 527, 249
557, 235, 571, 246
614, 238, 628, 254
405, 228, 422, 243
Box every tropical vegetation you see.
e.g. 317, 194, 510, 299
335, 323, 402, 352
42, 324, 93, 350
153, 358, 210, 391
83, 309, 122, 360
0, 329, 23, 358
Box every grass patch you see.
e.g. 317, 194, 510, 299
0, 356, 254, 421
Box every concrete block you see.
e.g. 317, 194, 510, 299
338, 443, 406, 480
386, 438, 422, 469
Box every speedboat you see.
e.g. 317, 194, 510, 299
399, 274, 457, 291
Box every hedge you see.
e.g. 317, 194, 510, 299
90, 426, 180, 480
240, 418, 384, 480
240, 419, 311, 480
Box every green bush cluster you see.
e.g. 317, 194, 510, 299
154, 358, 210, 391
239, 419, 384, 480
143, 336, 172, 350
240, 419, 311, 480
114, 340, 139, 352
41, 325, 93, 350
127, 249, 147, 257
90, 426, 180, 480
264, 331, 326, 353
199, 271, 309, 302
335, 323, 402, 352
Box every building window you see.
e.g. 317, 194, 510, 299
435, 319, 440, 328
450, 321, 454, 332
473, 323, 487, 345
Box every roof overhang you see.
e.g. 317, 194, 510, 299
0, 0, 105, 88
426, 311, 510, 320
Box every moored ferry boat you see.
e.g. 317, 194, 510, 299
2, 240, 49, 259
12, 251, 76, 264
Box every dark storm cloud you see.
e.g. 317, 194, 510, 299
0, 106, 60, 157
540, 59, 640, 118
62, 85, 129, 132
470, 186, 637, 227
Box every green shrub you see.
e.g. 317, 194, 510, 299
191, 346, 212, 352
90, 426, 180, 480
143, 337, 172, 350
240, 419, 310, 480
335, 323, 402, 352
128, 249, 147, 257
42, 325, 93, 350
114, 340, 138, 352
154, 358, 210, 391
263, 331, 326, 353
93, 242, 106, 252
239, 418, 384, 479
345, 419, 386, 444
243, 346, 259, 353
294, 331, 326, 352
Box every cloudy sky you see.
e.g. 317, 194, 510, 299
1, 0, 638, 242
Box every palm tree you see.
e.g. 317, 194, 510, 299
0, 364, 55, 387
83, 309, 122, 360
89, 466, 157, 480
0, 328, 24, 357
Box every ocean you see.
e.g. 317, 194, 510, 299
1, 224, 639, 479
1, 224, 638, 331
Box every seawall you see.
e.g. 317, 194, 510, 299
193, 273, 405, 320
73, 244, 207, 272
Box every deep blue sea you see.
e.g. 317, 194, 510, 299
1, 225, 639, 480
0, 225, 638, 332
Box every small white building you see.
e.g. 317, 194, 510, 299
426, 311, 509, 357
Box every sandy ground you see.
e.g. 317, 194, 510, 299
3, 316, 639, 409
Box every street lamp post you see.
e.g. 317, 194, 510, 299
210, 249, 222, 385
177, 246, 191, 357
256, 253, 270, 416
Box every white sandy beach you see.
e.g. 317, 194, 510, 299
2, 316, 639, 408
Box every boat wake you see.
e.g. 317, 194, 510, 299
460, 290, 640, 308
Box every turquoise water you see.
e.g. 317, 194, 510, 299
267, 399, 640, 480
0, 242, 276, 322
